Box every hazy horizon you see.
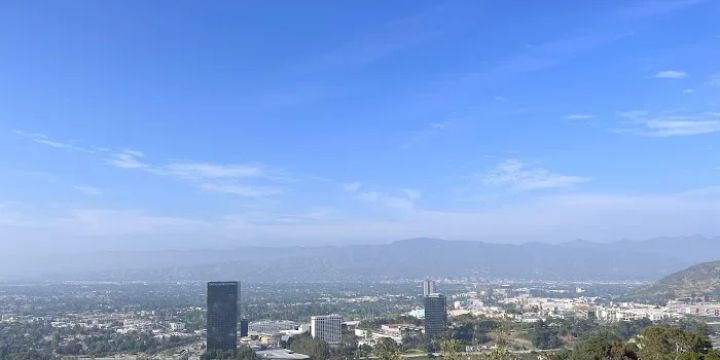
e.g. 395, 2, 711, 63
5, 234, 720, 256
3, 0, 720, 256
3, 3, 720, 360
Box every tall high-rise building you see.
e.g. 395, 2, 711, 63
240, 319, 249, 337
424, 294, 447, 339
422, 279, 436, 296
207, 281, 239, 354
310, 314, 342, 346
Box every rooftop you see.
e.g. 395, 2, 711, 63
256, 349, 311, 360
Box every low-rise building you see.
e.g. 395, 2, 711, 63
257, 349, 311, 360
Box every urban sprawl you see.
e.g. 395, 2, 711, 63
1, 280, 719, 360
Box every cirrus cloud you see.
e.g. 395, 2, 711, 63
478, 160, 590, 191
564, 113, 595, 120
654, 70, 687, 79
618, 111, 720, 137
15, 130, 285, 197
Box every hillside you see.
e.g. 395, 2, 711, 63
631, 260, 720, 302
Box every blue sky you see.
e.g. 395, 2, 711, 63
2, 0, 720, 253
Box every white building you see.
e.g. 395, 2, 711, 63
257, 349, 311, 360
250, 320, 300, 333
169, 322, 185, 331
423, 280, 437, 296
374, 324, 423, 344
311, 314, 342, 346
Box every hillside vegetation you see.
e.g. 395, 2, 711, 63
632, 260, 720, 303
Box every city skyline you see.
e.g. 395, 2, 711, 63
2, 1, 720, 360
2, 0, 720, 255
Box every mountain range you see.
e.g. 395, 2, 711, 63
4, 236, 719, 283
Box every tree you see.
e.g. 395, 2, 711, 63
334, 330, 359, 357
237, 346, 258, 360
530, 320, 563, 350
375, 338, 402, 360
486, 346, 516, 360
474, 320, 499, 345
482, 321, 516, 360
375, 338, 399, 354
637, 327, 712, 360
442, 339, 465, 360
354, 344, 373, 360
615, 319, 653, 341
570, 332, 637, 360
288, 333, 330, 360
400, 333, 427, 352
450, 323, 476, 344
558, 318, 598, 340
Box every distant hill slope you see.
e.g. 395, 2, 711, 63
631, 260, 720, 302
4, 236, 719, 283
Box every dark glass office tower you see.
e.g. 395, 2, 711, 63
240, 319, 249, 337
207, 281, 239, 354
424, 294, 447, 339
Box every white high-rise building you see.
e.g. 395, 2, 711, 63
310, 314, 342, 346
423, 279, 436, 296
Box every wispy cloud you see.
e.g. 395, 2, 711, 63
683, 88, 695, 94
397, 30, 632, 119
343, 182, 418, 211
709, 73, 720, 87
618, 111, 720, 137
620, 0, 706, 18
199, 183, 282, 197
496, 33, 633, 74
107, 150, 149, 169
158, 163, 285, 196
564, 113, 595, 121
291, 5, 452, 74
342, 182, 362, 192
14, 130, 91, 153
654, 70, 688, 79
15, 131, 285, 197
403, 121, 450, 148
161, 163, 264, 180
73, 185, 102, 196
478, 159, 589, 191
8, 187, 720, 253
642, 119, 720, 137
618, 110, 649, 120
